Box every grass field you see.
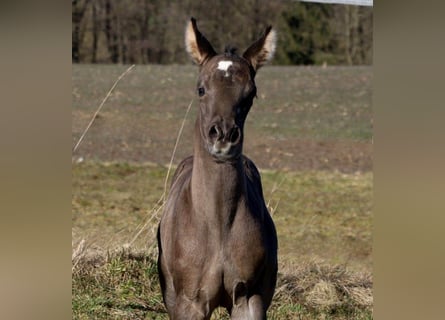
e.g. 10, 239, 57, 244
72, 64, 373, 319
72, 64, 372, 172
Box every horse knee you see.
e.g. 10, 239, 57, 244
247, 295, 266, 319
173, 298, 209, 320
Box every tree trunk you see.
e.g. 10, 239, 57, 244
140, 0, 150, 64
350, 5, 359, 64
72, 0, 90, 63
105, 0, 119, 63
91, 2, 98, 63
344, 5, 352, 65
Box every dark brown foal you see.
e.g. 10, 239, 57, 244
157, 18, 278, 320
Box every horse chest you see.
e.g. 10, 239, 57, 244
173, 209, 266, 285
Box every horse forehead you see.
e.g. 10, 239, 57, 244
204, 56, 251, 82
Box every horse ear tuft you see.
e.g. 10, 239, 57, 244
242, 26, 276, 72
185, 18, 217, 65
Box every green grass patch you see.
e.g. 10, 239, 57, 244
73, 162, 372, 319
261, 169, 373, 270
72, 251, 166, 320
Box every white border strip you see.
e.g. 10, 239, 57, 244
299, 0, 373, 6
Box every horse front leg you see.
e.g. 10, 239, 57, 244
172, 295, 212, 320
230, 294, 266, 320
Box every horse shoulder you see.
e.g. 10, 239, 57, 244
242, 155, 277, 245
170, 155, 193, 189
242, 155, 266, 200
160, 156, 194, 249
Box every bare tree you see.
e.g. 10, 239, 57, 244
91, 1, 99, 63
104, 0, 119, 63
72, 0, 372, 65
72, 0, 90, 62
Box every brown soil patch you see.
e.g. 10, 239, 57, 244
245, 138, 372, 173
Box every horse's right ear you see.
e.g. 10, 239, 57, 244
185, 18, 216, 65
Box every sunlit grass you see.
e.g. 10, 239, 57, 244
72, 162, 372, 319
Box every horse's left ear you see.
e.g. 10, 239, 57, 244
243, 26, 276, 72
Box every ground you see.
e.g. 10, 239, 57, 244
72, 64, 372, 173
72, 64, 373, 319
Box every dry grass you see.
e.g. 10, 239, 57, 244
72, 163, 373, 318
71, 158, 372, 320
72, 163, 372, 270
276, 260, 372, 312
72, 245, 165, 319
72, 242, 372, 319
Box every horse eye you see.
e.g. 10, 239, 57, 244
197, 87, 205, 97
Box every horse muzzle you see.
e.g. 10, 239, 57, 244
207, 124, 242, 161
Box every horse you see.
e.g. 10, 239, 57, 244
157, 18, 278, 319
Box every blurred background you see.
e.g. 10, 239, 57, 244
72, 0, 372, 66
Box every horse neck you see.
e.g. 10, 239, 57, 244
191, 119, 245, 223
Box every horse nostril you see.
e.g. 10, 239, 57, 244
209, 125, 220, 140
229, 127, 241, 143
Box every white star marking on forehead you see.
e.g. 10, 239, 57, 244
217, 60, 233, 77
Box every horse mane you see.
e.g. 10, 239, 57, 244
224, 45, 238, 57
